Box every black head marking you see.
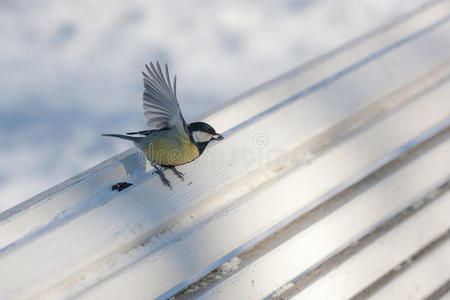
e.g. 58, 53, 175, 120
188, 122, 222, 155
188, 122, 217, 135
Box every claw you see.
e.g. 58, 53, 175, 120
170, 167, 184, 181
151, 163, 173, 189
161, 177, 172, 189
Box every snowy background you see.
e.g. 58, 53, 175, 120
0, 0, 431, 212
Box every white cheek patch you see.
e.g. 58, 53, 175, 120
192, 131, 213, 143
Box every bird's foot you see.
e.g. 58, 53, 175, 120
152, 167, 172, 189
112, 182, 133, 192
169, 167, 184, 181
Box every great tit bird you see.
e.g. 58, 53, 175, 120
103, 62, 224, 190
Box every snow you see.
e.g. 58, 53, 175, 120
0, 0, 431, 211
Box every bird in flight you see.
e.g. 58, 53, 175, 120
103, 62, 223, 190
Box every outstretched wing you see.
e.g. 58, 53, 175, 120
142, 62, 186, 131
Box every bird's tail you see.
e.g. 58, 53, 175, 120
101, 134, 142, 141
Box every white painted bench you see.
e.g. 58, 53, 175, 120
1, 1, 450, 299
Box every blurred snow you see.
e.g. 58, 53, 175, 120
0, 0, 430, 211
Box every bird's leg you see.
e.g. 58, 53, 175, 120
167, 166, 184, 181
151, 163, 172, 189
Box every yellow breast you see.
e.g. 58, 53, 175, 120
145, 128, 199, 166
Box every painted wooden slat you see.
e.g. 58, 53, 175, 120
190, 137, 450, 300
368, 238, 450, 300
0, 149, 140, 250
292, 192, 450, 300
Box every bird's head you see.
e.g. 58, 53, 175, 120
188, 122, 224, 148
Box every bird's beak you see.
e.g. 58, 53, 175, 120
213, 134, 224, 141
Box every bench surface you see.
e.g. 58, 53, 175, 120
1, 1, 449, 299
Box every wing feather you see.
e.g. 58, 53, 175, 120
141, 61, 186, 130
